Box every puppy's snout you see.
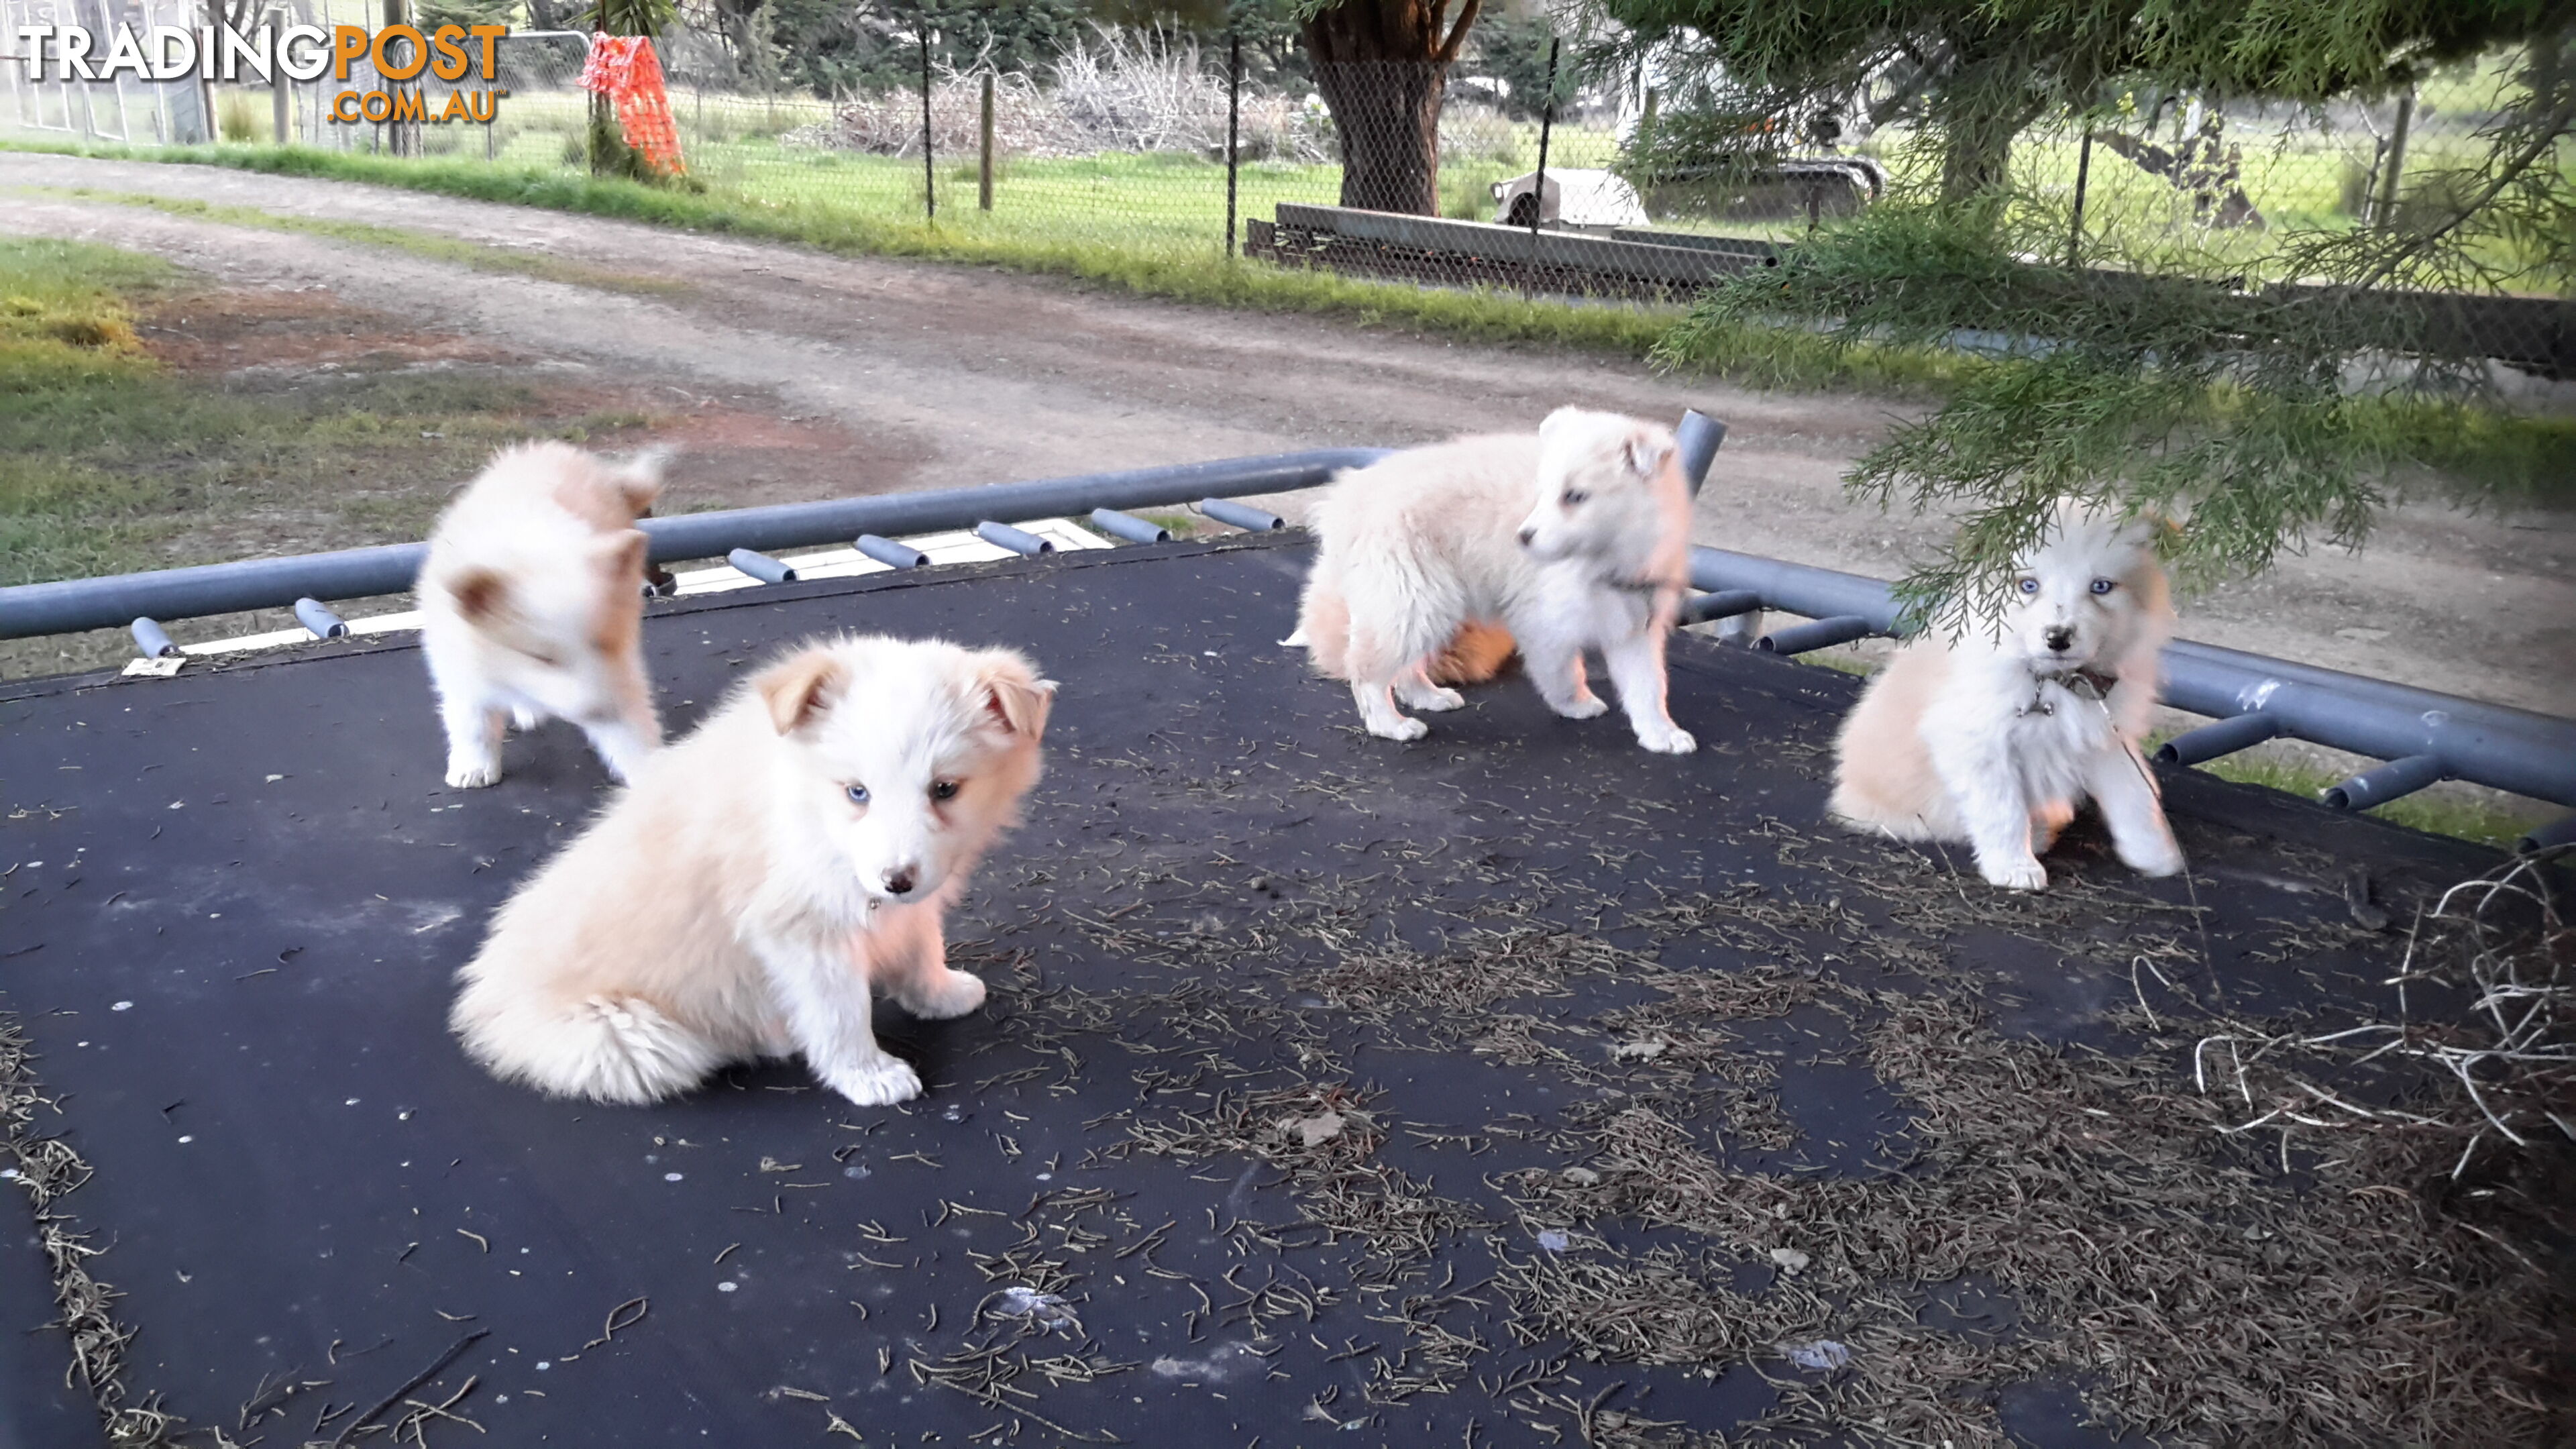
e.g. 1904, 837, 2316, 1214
1516, 526, 1537, 548
2043, 626, 2074, 653
881, 865, 918, 898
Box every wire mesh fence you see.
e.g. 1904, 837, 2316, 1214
1, 11, 2558, 333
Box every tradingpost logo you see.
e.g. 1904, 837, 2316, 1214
11, 22, 513, 125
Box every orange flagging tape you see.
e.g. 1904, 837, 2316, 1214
579, 34, 686, 177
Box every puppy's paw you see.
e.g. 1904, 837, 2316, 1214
1980, 855, 2049, 892
510, 706, 540, 731
1638, 726, 1697, 755
820, 1054, 923, 1107
1552, 694, 1609, 720
1405, 686, 1466, 712
1368, 716, 1430, 742
445, 759, 502, 790
904, 968, 987, 1021
2121, 840, 2187, 878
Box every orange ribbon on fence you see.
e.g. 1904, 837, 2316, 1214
580, 34, 686, 177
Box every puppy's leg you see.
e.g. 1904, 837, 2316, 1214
1394, 661, 1466, 713
2087, 743, 2185, 878
755, 930, 922, 1106
441, 692, 509, 790
1511, 612, 1606, 720
1931, 739, 2047, 890
2029, 797, 2077, 855
1601, 627, 1695, 754
865, 901, 986, 1021
1343, 621, 1429, 741
580, 663, 663, 785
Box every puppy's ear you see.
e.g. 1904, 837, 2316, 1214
757, 649, 847, 736
448, 568, 507, 623
591, 528, 649, 582
1538, 406, 1585, 440
1623, 424, 1674, 479
614, 447, 671, 519
967, 649, 1056, 742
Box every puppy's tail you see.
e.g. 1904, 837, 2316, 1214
1430, 620, 1517, 685
451, 987, 722, 1106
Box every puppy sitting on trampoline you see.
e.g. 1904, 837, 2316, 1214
449, 634, 1055, 1106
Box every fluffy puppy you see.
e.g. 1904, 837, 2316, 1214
418, 441, 666, 789
1290, 407, 1697, 753
1829, 502, 2184, 890
449, 635, 1055, 1108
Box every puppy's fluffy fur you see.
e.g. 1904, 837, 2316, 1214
419, 441, 666, 789
1829, 502, 2185, 890
449, 635, 1055, 1107
1290, 407, 1698, 753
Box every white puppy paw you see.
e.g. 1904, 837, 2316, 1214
1552, 694, 1609, 720
1638, 726, 1697, 755
445, 759, 502, 789
1980, 855, 2049, 891
1368, 716, 1430, 742
2121, 841, 2187, 878
510, 706, 539, 731
1404, 686, 1466, 712
820, 1054, 923, 1107
902, 968, 987, 1021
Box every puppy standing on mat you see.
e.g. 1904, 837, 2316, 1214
1829, 502, 2186, 890
418, 441, 667, 789
450, 635, 1055, 1108
1289, 407, 1699, 753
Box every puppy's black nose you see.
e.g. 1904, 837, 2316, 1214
883, 867, 917, 897
1516, 527, 1536, 547
2044, 627, 2074, 653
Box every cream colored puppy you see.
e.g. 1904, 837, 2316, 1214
1290, 408, 1697, 753
1829, 502, 2184, 890
450, 635, 1055, 1107
418, 441, 666, 790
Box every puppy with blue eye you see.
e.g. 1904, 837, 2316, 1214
1829, 501, 2184, 891
1287, 407, 1698, 752
450, 635, 1055, 1107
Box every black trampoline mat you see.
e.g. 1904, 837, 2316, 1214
0, 535, 2506, 1448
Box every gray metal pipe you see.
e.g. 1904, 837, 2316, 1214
855, 535, 927, 570
2522, 814, 2576, 855
2323, 752, 2447, 811
1089, 508, 1171, 544
1199, 498, 1285, 533
1673, 411, 1727, 497
1678, 589, 1762, 625
294, 598, 348, 639
130, 617, 178, 659
1759, 616, 1876, 655
727, 549, 798, 585
2154, 711, 2280, 767
976, 522, 1053, 556
0, 448, 1393, 640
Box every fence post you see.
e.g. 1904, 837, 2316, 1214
1529, 36, 1559, 237
1224, 28, 1240, 257
2373, 89, 2414, 227
270, 16, 288, 146
2066, 125, 2092, 268
916, 9, 935, 220
978, 70, 994, 211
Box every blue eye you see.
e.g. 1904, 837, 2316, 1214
2017, 578, 2039, 594
845, 784, 870, 805
2090, 578, 2116, 595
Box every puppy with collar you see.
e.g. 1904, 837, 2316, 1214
1829, 502, 2184, 890
1289, 408, 1698, 753
449, 635, 1055, 1107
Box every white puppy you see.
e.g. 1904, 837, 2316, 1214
449, 635, 1055, 1107
1290, 408, 1697, 753
418, 441, 666, 789
1829, 502, 2185, 890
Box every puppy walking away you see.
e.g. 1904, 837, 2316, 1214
1829, 502, 2184, 890
1291, 408, 1699, 753
419, 441, 667, 788
450, 636, 1055, 1107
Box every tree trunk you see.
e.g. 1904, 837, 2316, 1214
1299, 0, 1482, 216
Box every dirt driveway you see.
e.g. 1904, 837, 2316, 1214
1, 150, 2569, 725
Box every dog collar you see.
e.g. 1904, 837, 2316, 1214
2020, 666, 2121, 716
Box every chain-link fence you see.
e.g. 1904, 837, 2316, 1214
3, 13, 2559, 337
